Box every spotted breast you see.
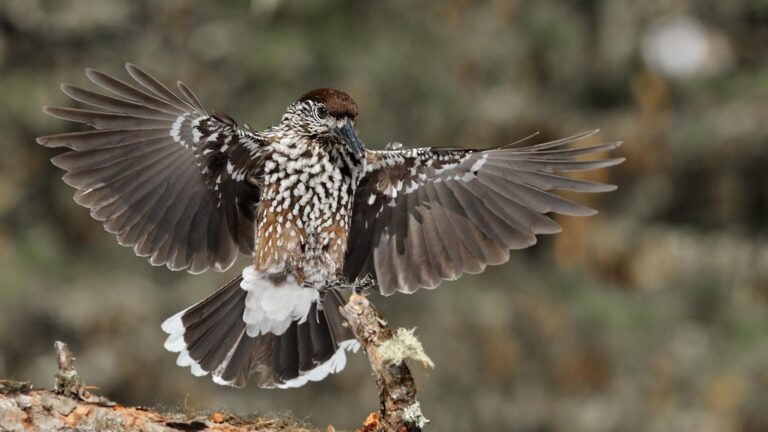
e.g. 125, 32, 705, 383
254, 133, 362, 285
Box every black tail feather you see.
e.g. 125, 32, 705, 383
162, 277, 358, 388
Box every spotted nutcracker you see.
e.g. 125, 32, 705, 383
37, 64, 623, 388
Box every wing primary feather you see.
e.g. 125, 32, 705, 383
88, 146, 187, 222
125, 63, 197, 112
150, 181, 194, 268
463, 178, 562, 234
479, 172, 598, 217
507, 129, 600, 151
51, 136, 173, 173
444, 181, 508, 247
422, 183, 472, 275
372, 205, 396, 295
462, 181, 547, 246
59, 139, 178, 189
444, 182, 509, 265
85, 68, 185, 115
403, 191, 435, 290
166, 190, 209, 271
177, 81, 208, 114
118, 156, 190, 251
78, 148, 178, 212
186, 193, 215, 274
37, 129, 170, 150
141, 167, 201, 262
43, 106, 169, 130
502, 141, 623, 158
60, 84, 178, 121
495, 131, 542, 149
386, 193, 412, 292
431, 181, 496, 265
414, 186, 454, 283
504, 169, 618, 193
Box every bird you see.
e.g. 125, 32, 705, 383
38, 64, 623, 389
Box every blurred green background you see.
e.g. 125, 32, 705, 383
1, 0, 767, 431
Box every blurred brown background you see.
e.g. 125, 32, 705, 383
1, 1, 767, 431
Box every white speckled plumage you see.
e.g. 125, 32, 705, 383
40, 64, 623, 389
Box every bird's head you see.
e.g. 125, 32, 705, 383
284, 88, 364, 158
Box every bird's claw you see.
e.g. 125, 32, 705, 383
311, 276, 372, 291
354, 274, 376, 294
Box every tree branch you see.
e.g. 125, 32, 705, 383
0, 296, 432, 432
341, 294, 430, 432
0, 342, 321, 432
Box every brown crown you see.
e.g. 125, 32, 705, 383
298, 88, 358, 119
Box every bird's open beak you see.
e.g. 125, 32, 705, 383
338, 121, 364, 159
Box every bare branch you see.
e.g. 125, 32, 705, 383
341, 294, 429, 432
0, 342, 324, 432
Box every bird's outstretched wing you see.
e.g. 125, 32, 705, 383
344, 131, 623, 295
38, 64, 266, 273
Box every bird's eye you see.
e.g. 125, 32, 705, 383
315, 106, 328, 120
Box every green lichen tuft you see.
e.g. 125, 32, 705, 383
379, 328, 435, 368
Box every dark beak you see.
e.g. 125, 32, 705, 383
338, 121, 364, 158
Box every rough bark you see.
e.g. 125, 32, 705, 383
0, 342, 322, 432
340, 294, 429, 432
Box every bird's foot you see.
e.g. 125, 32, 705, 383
353, 274, 376, 294
304, 275, 375, 291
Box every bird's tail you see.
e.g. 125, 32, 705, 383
161, 266, 359, 388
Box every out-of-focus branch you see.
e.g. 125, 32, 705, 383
341, 294, 431, 432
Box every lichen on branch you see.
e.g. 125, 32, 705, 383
341, 294, 430, 432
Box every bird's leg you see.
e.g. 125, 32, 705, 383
305, 277, 346, 322
301, 280, 328, 322
306, 275, 376, 321
303, 277, 346, 291
315, 288, 327, 323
